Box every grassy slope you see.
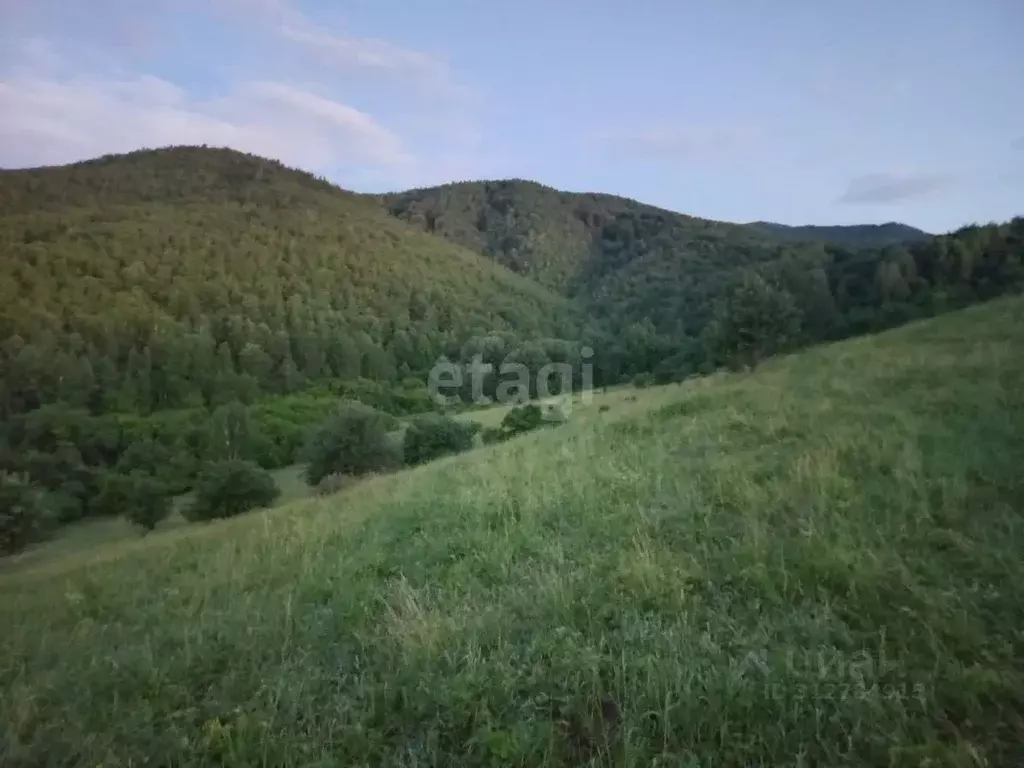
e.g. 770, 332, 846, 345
3, 297, 1024, 766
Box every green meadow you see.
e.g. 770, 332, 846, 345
2, 297, 1023, 766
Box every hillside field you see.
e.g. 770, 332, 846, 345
2, 297, 1024, 766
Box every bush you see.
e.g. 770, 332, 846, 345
632, 372, 654, 388
0, 472, 53, 555
186, 460, 281, 521
501, 404, 546, 437
490, 403, 566, 442
315, 472, 348, 497
599, 404, 611, 413
403, 414, 479, 466
100, 471, 171, 533
301, 402, 402, 486
107, 473, 171, 532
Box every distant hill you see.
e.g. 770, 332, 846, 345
0, 148, 588, 417
381, 180, 788, 334
381, 181, 937, 338
382, 180, 786, 293
748, 221, 931, 247
383, 180, 1022, 359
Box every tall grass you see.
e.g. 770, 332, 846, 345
2, 297, 1023, 766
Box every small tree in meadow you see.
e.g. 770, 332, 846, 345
101, 470, 172, 533
403, 414, 479, 466
706, 270, 802, 370
186, 460, 280, 521
301, 402, 402, 486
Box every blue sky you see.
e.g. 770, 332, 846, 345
1, 0, 1021, 232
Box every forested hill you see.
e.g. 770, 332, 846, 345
380, 180, 1018, 348
0, 147, 588, 418
0, 145, 352, 213
747, 221, 930, 247
381, 180, 779, 295
380, 182, 929, 297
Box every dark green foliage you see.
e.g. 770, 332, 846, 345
0, 148, 587, 419
403, 414, 479, 466
632, 372, 654, 388
748, 221, 930, 247
386, 180, 1023, 369
500, 404, 547, 438
302, 403, 402, 486
185, 460, 280, 521
476, 406, 554, 446
102, 471, 171, 532
598, 404, 611, 413
705, 270, 803, 369
0, 471, 52, 554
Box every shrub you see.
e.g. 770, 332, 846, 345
315, 472, 348, 497
501, 404, 545, 436
0, 472, 53, 555
301, 402, 402, 486
632, 372, 654, 389
403, 414, 479, 466
121, 473, 171, 532
100, 470, 172, 532
599, 404, 611, 413
186, 460, 281, 521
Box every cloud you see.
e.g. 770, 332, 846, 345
279, 27, 447, 80
0, 0, 480, 187
838, 173, 953, 205
606, 122, 760, 160
0, 73, 410, 170
209, 0, 463, 100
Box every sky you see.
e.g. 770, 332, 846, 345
1, 0, 1022, 233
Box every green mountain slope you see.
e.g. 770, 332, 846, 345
3, 296, 1024, 765
382, 180, 1022, 345
0, 148, 588, 417
382, 179, 780, 298
748, 220, 931, 247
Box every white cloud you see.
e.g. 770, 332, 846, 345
838, 173, 954, 205
279, 26, 446, 79
210, 0, 462, 99
0, 73, 410, 170
0, 0, 478, 185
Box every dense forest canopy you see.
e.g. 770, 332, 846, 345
746, 221, 931, 247
0, 148, 589, 418
382, 178, 1022, 346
